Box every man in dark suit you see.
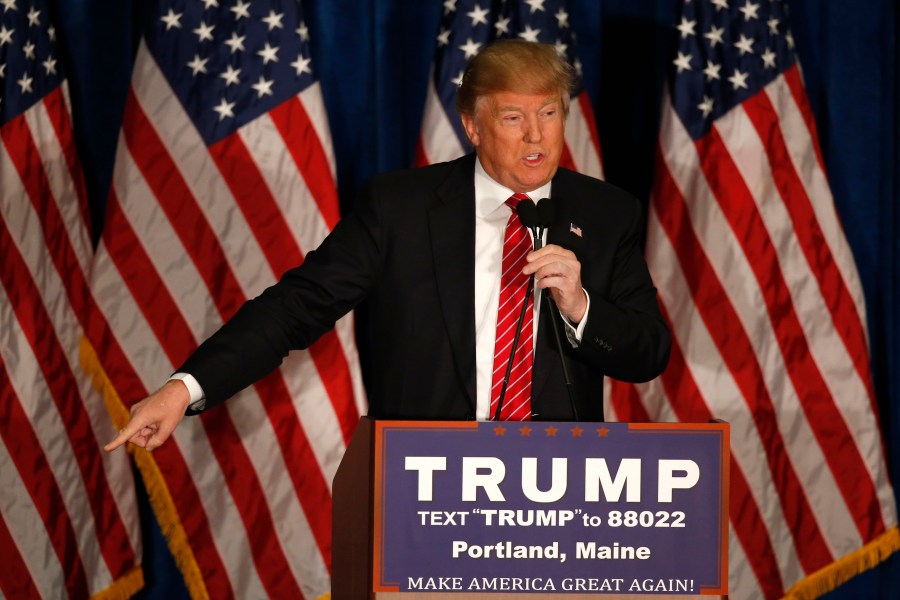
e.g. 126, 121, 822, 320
106, 40, 669, 453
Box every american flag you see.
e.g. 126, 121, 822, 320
0, 0, 143, 597
416, 0, 603, 179
606, 0, 899, 597
88, 0, 366, 597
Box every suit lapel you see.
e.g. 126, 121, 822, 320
429, 155, 478, 411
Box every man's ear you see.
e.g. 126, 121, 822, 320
460, 113, 480, 147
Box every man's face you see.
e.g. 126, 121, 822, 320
461, 90, 565, 193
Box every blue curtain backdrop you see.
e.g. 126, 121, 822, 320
52, 0, 899, 597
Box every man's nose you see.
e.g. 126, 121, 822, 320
523, 115, 543, 143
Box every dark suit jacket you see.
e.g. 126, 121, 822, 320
181, 153, 670, 421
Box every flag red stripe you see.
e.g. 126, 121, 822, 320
697, 125, 883, 541
607, 381, 652, 422
207, 132, 359, 443
43, 86, 91, 237
655, 305, 785, 598
122, 93, 333, 583
414, 135, 431, 168
1, 118, 136, 579
576, 92, 602, 163
0, 493, 42, 600
743, 85, 877, 407
559, 142, 576, 172
653, 144, 834, 572
269, 96, 341, 229
781, 66, 826, 174
0, 249, 90, 600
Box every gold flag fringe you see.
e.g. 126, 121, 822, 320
81, 337, 209, 600
91, 564, 144, 600
783, 526, 900, 599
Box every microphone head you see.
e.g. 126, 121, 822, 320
516, 199, 539, 228
536, 197, 555, 228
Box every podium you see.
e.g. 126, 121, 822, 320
333, 418, 728, 599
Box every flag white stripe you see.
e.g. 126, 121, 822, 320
419, 74, 466, 164
728, 529, 765, 600
564, 97, 603, 179
299, 85, 337, 179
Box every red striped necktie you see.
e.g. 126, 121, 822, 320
490, 193, 534, 421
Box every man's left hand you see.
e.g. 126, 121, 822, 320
523, 244, 587, 323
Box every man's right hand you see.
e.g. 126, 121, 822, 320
103, 379, 192, 452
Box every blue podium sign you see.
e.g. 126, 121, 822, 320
372, 421, 728, 595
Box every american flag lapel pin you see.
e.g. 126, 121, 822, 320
569, 223, 583, 238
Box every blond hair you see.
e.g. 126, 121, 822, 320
455, 39, 576, 116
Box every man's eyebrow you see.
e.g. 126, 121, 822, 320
493, 97, 560, 114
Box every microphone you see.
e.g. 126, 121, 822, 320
531, 198, 581, 421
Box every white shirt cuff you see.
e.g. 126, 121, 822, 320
561, 289, 590, 347
168, 372, 206, 411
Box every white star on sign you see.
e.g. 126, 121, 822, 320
230, 0, 250, 20
555, 8, 569, 28
194, 22, 215, 42
1, 0, 16, 13
703, 60, 721, 81
458, 37, 481, 59
786, 32, 795, 49
0, 26, 9, 46
518, 25, 541, 42
220, 65, 241, 86
43, 56, 56, 75
23, 40, 35, 59
258, 43, 279, 64
297, 22, 309, 41
451, 70, 464, 87
291, 54, 311, 75
160, 9, 182, 30
676, 17, 696, 38
252, 75, 274, 97
555, 40, 567, 56
467, 4, 489, 26
494, 17, 510, 35
437, 27, 450, 46
705, 25, 724, 48
761, 48, 777, 68
202, 0, 219, 9
673, 51, 692, 73
213, 98, 235, 120
739, 1, 760, 21
187, 54, 209, 75
444, 0, 456, 16
698, 95, 714, 117
728, 68, 749, 90
262, 10, 284, 31
734, 33, 754, 55
767, 16, 780, 35
26, 6, 39, 26
224, 32, 245, 53
711, 0, 729, 11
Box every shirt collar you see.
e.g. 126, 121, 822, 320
473, 157, 553, 220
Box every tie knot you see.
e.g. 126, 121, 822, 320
505, 193, 531, 211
